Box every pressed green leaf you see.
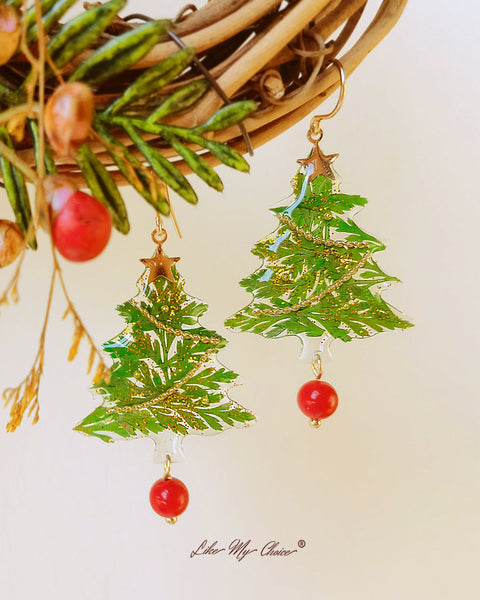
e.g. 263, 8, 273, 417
298, 174, 368, 214
77, 144, 130, 234
148, 79, 210, 122
69, 20, 170, 86
194, 100, 257, 133
124, 124, 197, 204
226, 174, 412, 339
47, 0, 127, 69
93, 121, 170, 215
105, 46, 195, 115
0, 127, 36, 249
334, 218, 385, 251
76, 266, 254, 441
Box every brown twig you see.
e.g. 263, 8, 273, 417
2, 0, 108, 431
57, 268, 108, 383
0, 249, 26, 308
3, 267, 56, 431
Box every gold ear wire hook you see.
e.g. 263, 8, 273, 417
307, 59, 346, 144
317, 59, 346, 121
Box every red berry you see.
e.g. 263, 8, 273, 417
297, 379, 338, 420
52, 190, 111, 262
149, 477, 189, 519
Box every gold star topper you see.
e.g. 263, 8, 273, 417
140, 247, 180, 284
297, 144, 338, 182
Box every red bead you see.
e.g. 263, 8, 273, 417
297, 379, 338, 420
149, 477, 189, 519
52, 190, 111, 262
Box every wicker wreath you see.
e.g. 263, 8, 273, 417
60, 0, 408, 177
0, 1, 407, 224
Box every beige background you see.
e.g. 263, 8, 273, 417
1, 1, 479, 598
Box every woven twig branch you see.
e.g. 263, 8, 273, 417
16, 0, 408, 182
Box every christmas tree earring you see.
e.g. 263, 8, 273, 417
226, 59, 412, 427
76, 216, 255, 523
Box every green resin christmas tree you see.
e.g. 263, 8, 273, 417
76, 249, 254, 442
225, 146, 412, 343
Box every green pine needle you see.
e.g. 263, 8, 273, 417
0, 0, 257, 238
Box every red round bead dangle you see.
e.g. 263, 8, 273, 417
149, 454, 189, 524
297, 352, 338, 427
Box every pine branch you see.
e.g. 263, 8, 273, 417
0, 1, 256, 236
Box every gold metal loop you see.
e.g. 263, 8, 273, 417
151, 229, 167, 245
307, 59, 346, 143
152, 213, 168, 246
307, 128, 323, 145
311, 352, 323, 379
163, 454, 172, 479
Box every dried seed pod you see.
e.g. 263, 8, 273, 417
44, 83, 94, 156
0, 5, 20, 67
0, 220, 26, 268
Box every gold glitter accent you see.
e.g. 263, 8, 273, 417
277, 214, 370, 249
251, 251, 372, 316
130, 300, 222, 345
106, 349, 216, 414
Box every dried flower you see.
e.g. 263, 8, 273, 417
0, 220, 26, 268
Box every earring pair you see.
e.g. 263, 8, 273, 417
76, 60, 411, 523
